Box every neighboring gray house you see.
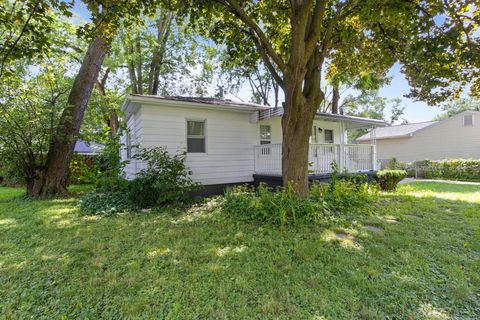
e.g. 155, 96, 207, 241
357, 111, 480, 163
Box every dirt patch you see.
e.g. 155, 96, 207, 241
335, 233, 356, 241
363, 225, 384, 232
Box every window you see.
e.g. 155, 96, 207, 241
324, 129, 334, 143
187, 120, 206, 153
126, 132, 132, 159
464, 115, 473, 126
260, 125, 271, 144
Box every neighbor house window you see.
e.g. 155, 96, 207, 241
464, 115, 473, 126
187, 120, 206, 153
260, 125, 271, 144
324, 129, 334, 143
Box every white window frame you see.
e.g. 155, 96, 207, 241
186, 119, 207, 153
464, 114, 474, 126
260, 124, 271, 144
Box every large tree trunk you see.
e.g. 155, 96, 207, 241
31, 37, 110, 197
281, 68, 320, 197
332, 85, 340, 114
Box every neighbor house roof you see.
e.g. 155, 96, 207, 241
123, 94, 269, 113
74, 140, 103, 155
356, 121, 438, 141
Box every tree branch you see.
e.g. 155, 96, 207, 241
218, 0, 286, 71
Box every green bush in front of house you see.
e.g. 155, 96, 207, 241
375, 170, 407, 191
223, 183, 331, 226
127, 147, 200, 208
80, 147, 199, 215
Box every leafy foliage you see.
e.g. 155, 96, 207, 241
68, 154, 103, 185
128, 147, 199, 208
0, 61, 71, 193
375, 170, 407, 191
414, 159, 480, 182
80, 191, 137, 216
223, 184, 331, 226
434, 98, 480, 120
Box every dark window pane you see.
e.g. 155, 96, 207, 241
324, 129, 334, 143
187, 138, 205, 152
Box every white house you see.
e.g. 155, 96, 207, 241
121, 95, 385, 193
357, 111, 480, 164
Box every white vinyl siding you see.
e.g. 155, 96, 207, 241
121, 109, 142, 179
136, 103, 259, 185
368, 112, 480, 162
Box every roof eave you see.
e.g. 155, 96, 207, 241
126, 95, 268, 112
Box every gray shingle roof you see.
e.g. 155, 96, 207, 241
74, 140, 103, 155
356, 121, 438, 141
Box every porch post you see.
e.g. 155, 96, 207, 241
370, 126, 377, 170
339, 121, 345, 172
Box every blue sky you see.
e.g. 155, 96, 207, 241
72, 2, 442, 123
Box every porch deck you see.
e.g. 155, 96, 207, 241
254, 143, 378, 175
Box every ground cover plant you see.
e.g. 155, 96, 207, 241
1, 181, 479, 318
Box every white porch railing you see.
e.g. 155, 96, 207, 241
254, 143, 376, 175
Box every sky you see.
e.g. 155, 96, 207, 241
72, 2, 443, 124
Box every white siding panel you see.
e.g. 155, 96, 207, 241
139, 104, 259, 185
373, 112, 480, 162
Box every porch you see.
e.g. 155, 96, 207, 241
254, 143, 378, 175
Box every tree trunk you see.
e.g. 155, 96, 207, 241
95, 75, 119, 136
332, 85, 340, 114
32, 36, 110, 197
281, 72, 319, 197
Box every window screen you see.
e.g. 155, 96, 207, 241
260, 125, 271, 144
324, 129, 334, 143
187, 120, 206, 153
464, 115, 473, 126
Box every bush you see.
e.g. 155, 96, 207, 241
128, 147, 199, 208
223, 184, 330, 226
417, 159, 480, 181
375, 170, 407, 191
95, 176, 130, 193
68, 154, 103, 185
80, 191, 137, 216
312, 180, 378, 213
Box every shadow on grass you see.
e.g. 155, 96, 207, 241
0, 186, 479, 318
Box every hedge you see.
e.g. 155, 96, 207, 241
386, 158, 480, 182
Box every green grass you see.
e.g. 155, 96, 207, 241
1, 183, 479, 319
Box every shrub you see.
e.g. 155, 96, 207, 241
128, 147, 199, 208
386, 157, 404, 170
68, 154, 103, 185
375, 170, 407, 191
95, 176, 129, 193
418, 159, 480, 181
223, 184, 330, 226
312, 180, 378, 213
80, 191, 137, 216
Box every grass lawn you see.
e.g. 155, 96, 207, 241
0, 182, 479, 319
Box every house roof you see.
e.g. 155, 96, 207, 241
315, 112, 387, 128
74, 140, 103, 155
356, 121, 438, 141
122, 94, 387, 128
123, 94, 269, 113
